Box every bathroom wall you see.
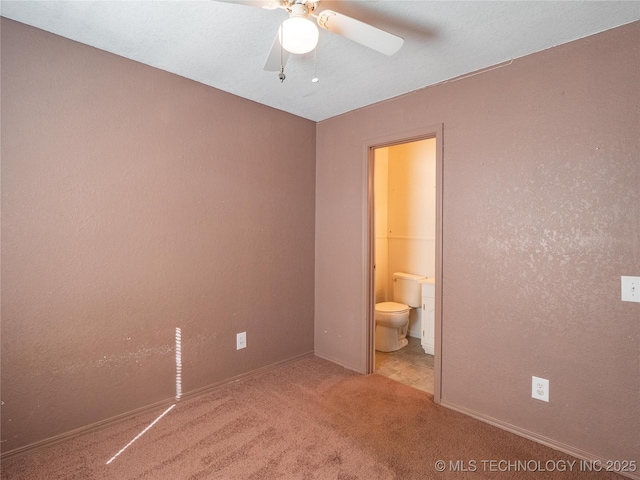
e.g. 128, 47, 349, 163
315, 21, 639, 468
1, 18, 316, 454
387, 139, 437, 283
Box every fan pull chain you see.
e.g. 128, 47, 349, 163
312, 46, 319, 83
278, 25, 286, 83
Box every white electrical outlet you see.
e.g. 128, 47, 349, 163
532, 376, 549, 402
621, 276, 640, 303
236, 332, 247, 350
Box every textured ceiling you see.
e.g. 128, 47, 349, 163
2, 1, 639, 121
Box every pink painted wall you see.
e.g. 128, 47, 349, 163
315, 22, 639, 465
1, 18, 315, 453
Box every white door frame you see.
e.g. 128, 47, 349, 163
363, 124, 443, 403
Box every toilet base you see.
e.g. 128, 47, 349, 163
375, 326, 409, 352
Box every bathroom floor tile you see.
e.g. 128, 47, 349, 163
375, 336, 434, 394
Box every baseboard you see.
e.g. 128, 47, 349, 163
313, 351, 363, 374
0, 350, 315, 462
179, 350, 314, 401
440, 400, 640, 480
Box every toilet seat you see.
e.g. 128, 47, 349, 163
375, 302, 410, 314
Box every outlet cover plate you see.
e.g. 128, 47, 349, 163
532, 376, 549, 402
236, 332, 247, 350
621, 276, 640, 303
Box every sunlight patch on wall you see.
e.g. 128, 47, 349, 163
106, 327, 183, 464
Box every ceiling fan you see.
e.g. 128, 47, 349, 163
216, 0, 404, 73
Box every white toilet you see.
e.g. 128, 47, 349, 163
375, 272, 425, 352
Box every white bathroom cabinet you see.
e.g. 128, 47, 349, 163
420, 279, 435, 355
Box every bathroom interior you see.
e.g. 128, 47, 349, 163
373, 138, 437, 394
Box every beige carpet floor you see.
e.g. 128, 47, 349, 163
0, 356, 625, 479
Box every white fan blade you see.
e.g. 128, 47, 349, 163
214, 0, 282, 9
317, 10, 404, 56
264, 32, 289, 71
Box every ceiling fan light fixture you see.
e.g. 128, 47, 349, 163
279, 6, 319, 54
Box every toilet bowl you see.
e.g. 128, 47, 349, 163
375, 302, 410, 352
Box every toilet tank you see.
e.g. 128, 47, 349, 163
393, 272, 426, 307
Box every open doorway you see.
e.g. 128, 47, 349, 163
365, 125, 443, 403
